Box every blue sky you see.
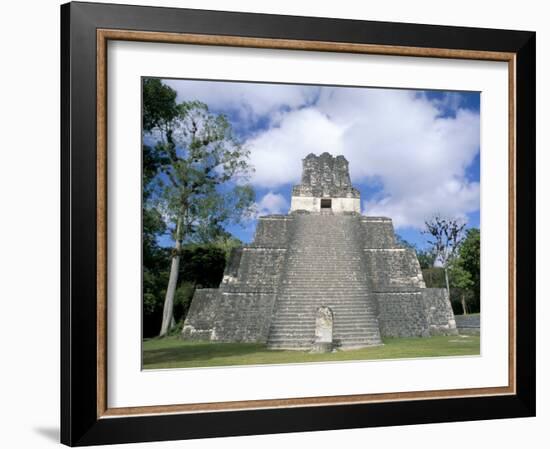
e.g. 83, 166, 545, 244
149, 78, 480, 250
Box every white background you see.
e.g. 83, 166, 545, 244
0, 0, 546, 448
108, 41, 509, 408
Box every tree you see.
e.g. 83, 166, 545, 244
417, 250, 437, 269
457, 228, 480, 312
423, 215, 466, 299
449, 261, 474, 314
142, 79, 255, 337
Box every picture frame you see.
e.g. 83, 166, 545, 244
60, 1, 536, 446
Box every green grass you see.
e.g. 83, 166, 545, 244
142, 335, 480, 369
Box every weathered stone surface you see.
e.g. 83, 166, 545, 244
422, 288, 458, 335
315, 307, 334, 343
454, 314, 480, 335
181, 290, 277, 343
376, 291, 431, 338
181, 152, 457, 350
311, 307, 334, 353
360, 217, 396, 248
290, 153, 360, 213
266, 214, 382, 350
294, 152, 359, 198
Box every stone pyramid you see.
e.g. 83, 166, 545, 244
182, 153, 457, 350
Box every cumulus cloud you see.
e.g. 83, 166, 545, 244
164, 79, 317, 125
245, 87, 480, 229
165, 79, 480, 230
255, 192, 289, 216
246, 108, 345, 187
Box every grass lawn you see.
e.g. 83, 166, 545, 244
142, 334, 480, 369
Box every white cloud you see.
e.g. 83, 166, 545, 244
163, 79, 480, 230
246, 87, 480, 229
256, 192, 289, 216
164, 79, 317, 124
247, 108, 345, 188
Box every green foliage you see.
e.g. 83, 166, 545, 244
447, 228, 480, 314
170, 281, 196, 333
142, 78, 178, 132
141, 78, 255, 336
142, 242, 231, 338
449, 262, 474, 290
213, 234, 243, 261
143, 79, 255, 243
422, 267, 446, 288
416, 250, 436, 269
179, 244, 227, 288
458, 228, 480, 311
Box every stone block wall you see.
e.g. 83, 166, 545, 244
364, 248, 426, 289
376, 291, 430, 337
183, 216, 290, 343
252, 215, 294, 247
360, 218, 396, 248
181, 289, 222, 340
181, 290, 277, 343
209, 292, 276, 342
223, 248, 287, 293
422, 288, 458, 335
182, 211, 457, 346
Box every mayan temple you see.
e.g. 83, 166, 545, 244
182, 152, 457, 350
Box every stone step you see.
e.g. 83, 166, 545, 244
274, 296, 373, 301
279, 287, 371, 291
272, 306, 376, 311
269, 326, 381, 334
279, 280, 370, 284
270, 314, 379, 321
282, 272, 366, 277
271, 320, 379, 327
278, 286, 372, 290
267, 339, 382, 348
270, 324, 378, 332
267, 333, 381, 343
271, 322, 378, 329
275, 293, 371, 298
266, 214, 382, 349
277, 289, 370, 293
275, 308, 375, 314
270, 316, 377, 323
272, 311, 377, 318
269, 313, 379, 320
269, 329, 378, 341
271, 311, 378, 317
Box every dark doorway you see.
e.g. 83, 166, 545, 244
321, 199, 332, 209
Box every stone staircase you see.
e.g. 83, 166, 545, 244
267, 214, 382, 350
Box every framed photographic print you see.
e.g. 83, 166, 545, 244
60, 1, 536, 446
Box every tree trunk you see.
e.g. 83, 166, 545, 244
159, 215, 183, 337
444, 267, 451, 300
461, 292, 468, 315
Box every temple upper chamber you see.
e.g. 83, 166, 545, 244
290, 152, 361, 214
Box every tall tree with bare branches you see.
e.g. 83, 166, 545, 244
423, 214, 467, 299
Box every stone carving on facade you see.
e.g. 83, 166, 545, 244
311, 306, 334, 353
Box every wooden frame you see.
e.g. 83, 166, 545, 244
61, 1, 535, 446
